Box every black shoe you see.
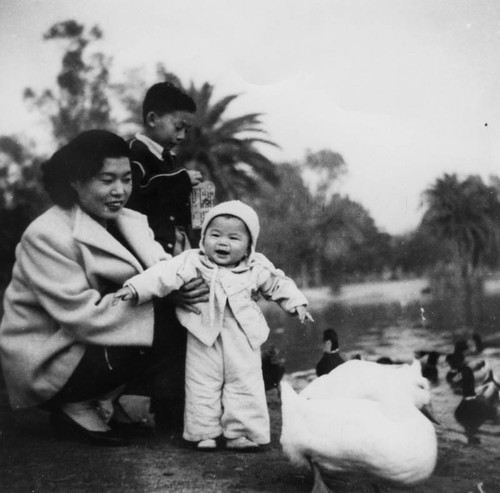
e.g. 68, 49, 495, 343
108, 418, 153, 435
50, 410, 130, 446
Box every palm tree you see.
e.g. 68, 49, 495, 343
176, 82, 279, 201
422, 174, 500, 275
421, 173, 500, 326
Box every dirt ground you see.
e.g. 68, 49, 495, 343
1, 374, 500, 493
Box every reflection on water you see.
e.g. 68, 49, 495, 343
262, 281, 500, 373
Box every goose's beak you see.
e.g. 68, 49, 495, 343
420, 404, 440, 425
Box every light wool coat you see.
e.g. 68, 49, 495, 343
0, 205, 169, 409
126, 249, 308, 349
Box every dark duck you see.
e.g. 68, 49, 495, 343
445, 340, 469, 385
447, 359, 490, 393
454, 364, 498, 445
446, 340, 468, 370
316, 328, 345, 377
261, 345, 285, 394
421, 351, 441, 383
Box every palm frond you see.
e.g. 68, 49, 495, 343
205, 94, 239, 127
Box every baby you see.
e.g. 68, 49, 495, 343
115, 200, 313, 450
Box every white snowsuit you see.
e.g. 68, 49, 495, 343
126, 248, 308, 443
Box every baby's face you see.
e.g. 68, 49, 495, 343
203, 215, 250, 267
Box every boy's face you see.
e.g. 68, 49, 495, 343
146, 110, 194, 150
203, 215, 251, 267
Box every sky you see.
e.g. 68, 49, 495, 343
1, 0, 499, 234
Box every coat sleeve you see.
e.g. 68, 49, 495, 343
254, 255, 308, 314
124, 252, 191, 304
16, 225, 154, 346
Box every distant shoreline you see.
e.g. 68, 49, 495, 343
303, 277, 500, 307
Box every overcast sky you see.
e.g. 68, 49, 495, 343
1, 0, 499, 234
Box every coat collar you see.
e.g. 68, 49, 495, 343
72, 206, 147, 272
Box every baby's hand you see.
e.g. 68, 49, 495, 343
295, 305, 314, 324
112, 286, 137, 305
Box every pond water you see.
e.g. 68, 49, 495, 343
261, 278, 500, 373
261, 278, 500, 449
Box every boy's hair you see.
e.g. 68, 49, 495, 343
42, 130, 130, 208
142, 82, 196, 125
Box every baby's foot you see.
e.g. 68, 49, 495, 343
226, 436, 259, 450
197, 438, 217, 450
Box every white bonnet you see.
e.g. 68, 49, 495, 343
200, 200, 260, 256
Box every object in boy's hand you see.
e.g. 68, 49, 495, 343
190, 181, 215, 229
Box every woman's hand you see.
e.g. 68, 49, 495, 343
167, 271, 209, 314
296, 305, 314, 324
113, 286, 137, 305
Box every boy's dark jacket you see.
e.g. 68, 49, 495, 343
127, 138, 193, 254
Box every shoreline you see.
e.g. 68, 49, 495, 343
303, 277, 500, 307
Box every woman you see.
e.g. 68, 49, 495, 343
0, 130, 206, 446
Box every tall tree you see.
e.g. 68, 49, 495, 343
302, 148, 347, 201
256, 151, 387, 288
422, 173, 500, 276
256, 162, 314, 285
24, 20, 114, 144
421, 173, 500, 326
176, 82, 279, 201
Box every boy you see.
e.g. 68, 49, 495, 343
115, 201, 313, 450
126, 82, 206, 431
127, 81, 203, 255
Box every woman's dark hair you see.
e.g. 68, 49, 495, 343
41, 130, 130, 208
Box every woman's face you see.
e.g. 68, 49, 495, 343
72, 157, 132, 222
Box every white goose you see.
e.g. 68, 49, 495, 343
280, 382, 438, 493
301, 359, 432, 410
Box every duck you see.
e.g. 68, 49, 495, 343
301, 359, 436, 418
261, 345, 285, 394
471, 333, 484, 354
454, 364, 498, 444
469, 333, 500, 357
280, 381, 438, 493
445, 340, 469, 369
376, 356, 395, 365
474, 369, 500, 417
350, 353, 363, 360
315, 328, 345, 376
421, 351, 441, 383
447, 358, 490, 393
375, 356, 408, 365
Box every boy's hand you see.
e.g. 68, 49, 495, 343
187, 170, 203, 185
167, 270, 209, 314
295, 305, 314, 324
113, 286, 137, 305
